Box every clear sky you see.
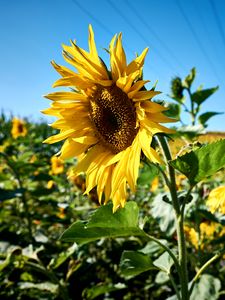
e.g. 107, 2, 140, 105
1, 0, 225, 131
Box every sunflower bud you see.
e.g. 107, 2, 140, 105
171, 77, 183, 100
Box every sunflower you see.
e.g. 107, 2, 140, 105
42, 25, 175, 212
50, 156, 64, 175
11, 117, 27, 139
206, 186, 225, 214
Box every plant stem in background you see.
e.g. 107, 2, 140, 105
157, 135, 189, 300
1, 153, 34, 244
186, 88, 196, 126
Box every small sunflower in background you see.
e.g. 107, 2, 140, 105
11, 117, 27, 139
43, 25, 175, 212
50, 156, 64, 175
206, 186, 225, 214
184, 222, 225, 249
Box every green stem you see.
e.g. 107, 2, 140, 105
176, 212, 189, 299
189, 252, 221, 296
156, 136, 180, 214
186, 88, 195, 126
144, 232, 180, 276
169, 273, 182, 300
157, 135, 189, 300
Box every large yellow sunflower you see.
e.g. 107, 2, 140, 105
43, 25, 174, 212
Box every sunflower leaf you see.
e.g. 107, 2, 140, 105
183, 67, 196, 89
190, 274, 221, 300
153, 251, 175, 273
169, 139, 225, 186
192, 86, 219, 105
119, 250, 155, 278
61, 202, 145, 245
82, 283, 126, 300
198, 111, 223, 127
151, 193, 176, 236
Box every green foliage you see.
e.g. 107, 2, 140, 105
1, 112, 225, 300
164, 102, 181, 120
153, 251, 175, 274
198, 112, 223, 127
120, 250, 155, 278
82, 283, 126, 300
190, 274, 221, 300
171, 77, 184, 102
151, 193, 176, 236
138, 161, 159, 186
61, 202, 145, 244
183, 67, 196, 89
170, 139, 225, 186
168, 67, 220, 129
192, 86, 219, 105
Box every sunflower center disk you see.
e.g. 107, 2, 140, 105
89, 85, 138, 153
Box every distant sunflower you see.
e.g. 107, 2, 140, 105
43, 25, 175, 212
11, 117, 27, 139
50, 156, 64, 175
206, 186, 225, 214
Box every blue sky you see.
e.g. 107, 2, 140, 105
1, 0, 225, 131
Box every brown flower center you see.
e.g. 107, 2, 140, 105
89, 85, 138, 153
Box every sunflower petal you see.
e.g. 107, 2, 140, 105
44, 92, 87, 102
60, 139, 88, 159
43, 129, 76, 144
126, 48, 148, 75
129, 90, 161, 100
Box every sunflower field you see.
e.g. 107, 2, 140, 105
1, 102, 225, 300
1, 28, 225, 299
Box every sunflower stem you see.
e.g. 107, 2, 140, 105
157, 135, 189, 300
189, 252, 221, 296
144, 233, 180, 275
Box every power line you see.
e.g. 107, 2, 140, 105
125, 0, 186, 72
71, 0, 114, 36
71, 0, 163, 79
107, 0, 177, 73
176, 0, 221, 83
193, 0, 224, 68
209, 0, 225, 51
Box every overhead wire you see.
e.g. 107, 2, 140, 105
209, 0, 225, 51
71, 0, 162, 79
107, 0, 177, 73
71, 0, 114, 36
176, 0, 221, 83
124, 0, 186, 72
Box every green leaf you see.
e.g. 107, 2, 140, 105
140, 240, 168, 256
183, 67, 196, 88
192, 86, 219, 105
153, 251, 175, 273
138, 163, 158, 186
82, 283, 126, 300
48, 243, 77, 269
120, 250, 155, 278
155, 270, 170, 284
198, 112, 223, 126
0, 188, 24, 201
61, 202, 145, 245
190, 274, 221, 300
170, 139, 225, 186
151, 193, 176, 236
164, 103, 181, 120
